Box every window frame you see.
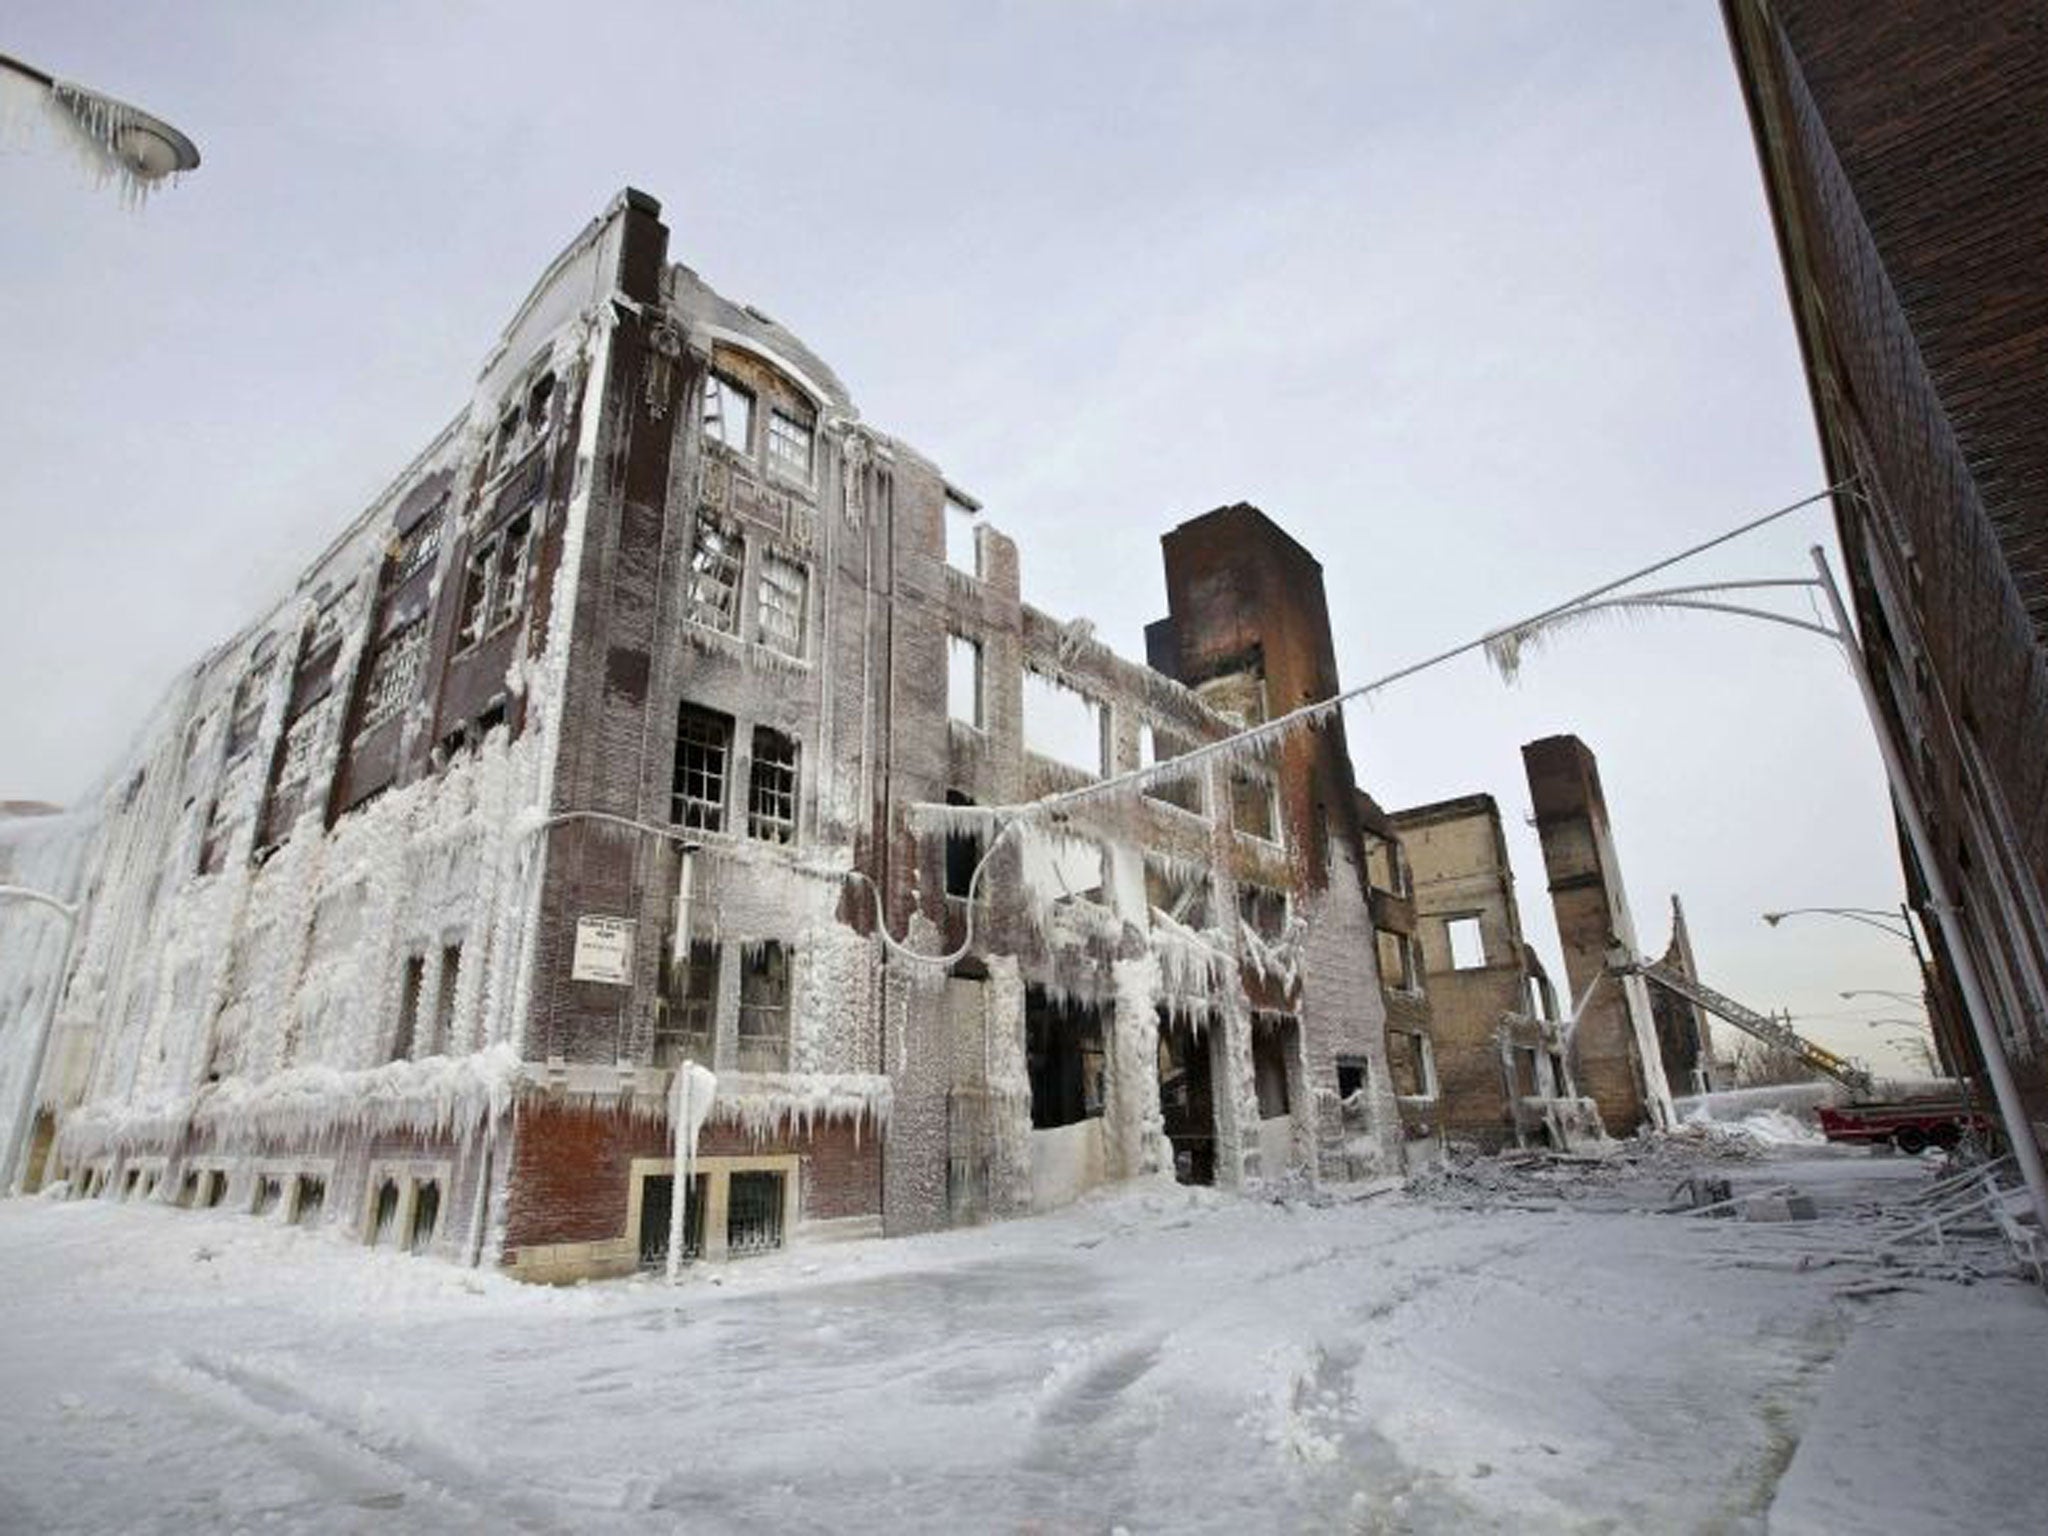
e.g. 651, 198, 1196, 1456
685, 515, 747, 637
747, 727, 800, 845
755, 550, 809, 658
736, 941, 791, 1072
672, 706, 734, 832
703, 372, 755, 454
765, 406, 815, 481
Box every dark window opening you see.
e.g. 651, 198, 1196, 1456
393, 955, 425, 1062
944, 790, 982, 900
1252, 1013, 1295, 1119
408, 1182, 441, 1254
747, 728, 799, 843
638, 1173, 707, 1268
727, 1171, 786, 1257
1157, 1010, 1217, 1186
430, 943, 461, 1056
293, 1175, 325, 1225
737, 942, 790, 1072
1026, 988, 1106, 1130
1387, 1030, 1432, 1098
1238, 884, 1289, 943
656, 941, 718, 1068
1336, 1057, 1369, 1102
672, 706, 733, 831
371, 1178, 400, 1244
252, 1176, 283, 1217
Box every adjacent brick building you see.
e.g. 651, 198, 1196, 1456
1725, 1, 2048, 1141
1, 190, 1410, 1279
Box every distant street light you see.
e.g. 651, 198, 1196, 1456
1486, 544, 2048, 1234
0, 50, 200, 203
0, 883, 81, 1195
1762, 905, 1923, 956
1841, 989, 1926, 1007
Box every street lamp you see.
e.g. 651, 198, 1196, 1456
1762, 905, 1924, 955
1841, 989, 1926, 1007
0, 883, 81, 1195
1486, 543, 2048, 1235
0, 50, 200, 204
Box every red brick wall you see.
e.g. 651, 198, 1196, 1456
501, 1100, 883, 1250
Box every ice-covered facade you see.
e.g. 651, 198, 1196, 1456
0, 190, 1411, 1280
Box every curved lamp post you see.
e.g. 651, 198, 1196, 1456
1486, 544, 2048, 1234
0, 884, 81, 1195
1841, 988, 1926, 1007
0, 50, 200, 203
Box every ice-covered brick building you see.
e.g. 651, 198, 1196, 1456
1, 190, 1414, 1280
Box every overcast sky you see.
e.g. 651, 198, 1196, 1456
0, 2, 1932, 1075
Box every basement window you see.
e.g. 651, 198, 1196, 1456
766, 407, 814, 479
1026, 988, 1105, 1130
408, 1181, 441, 1254
672, 705, 733, 832
656, 941, 718, 1068
685, 517, 745, 635
747, 728, 799, 844
727, 1171, 787, 1258
292, 1175, 325, 1225
737, 942, 791, 1071
1446, 915, 1486, 971
755, 552, 808, 657
252, 1176, 283, 1217
358, 618, 427, 737
1022, 668, 1105, 775
370, 1178, 401, 1245
703, 372, 755, 452
948, 635, 984, 730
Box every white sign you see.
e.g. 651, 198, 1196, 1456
572, 916, 636, 985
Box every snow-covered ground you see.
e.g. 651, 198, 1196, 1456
2, 1142, 2043, 1535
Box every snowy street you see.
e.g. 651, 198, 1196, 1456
2, 1144, 2044, 1535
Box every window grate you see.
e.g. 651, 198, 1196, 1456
726, 1171, 786, 1257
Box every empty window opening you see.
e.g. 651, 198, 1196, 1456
1145, 857, 1211, 929
1022, 834, 1107, 910
1377, 930, 1419, 992
1230, 768, 1279, 842
202, 1170, 227, 1209
737, 942, 791, 1072
672, 706, 734, 831
638, 1172, 706, 1268
1157, 1012, 1217, 1186
292, 1175, 325, 1225
948, 635, 984, 730
178, 1171, 199, 1207
430, 943, 462, 1055
727, 1171, 787, 1258
252, 1176, 283, 1217
371, 1178, 400, 1245
747, 728, 800, 844
1252, 1013, 1296, 1119
490, 514, 534, 634
359, 618, 428, 737
1388, 1030, 1435, 1098
1026, 989, 1105, 1130
1023, 669, 1105, 775
1512, 1046, 1542, 1099
755, 552, 808, 656
492, 405, 521, 471
944, 493, 980, 576
656, 941, 718, 1068
1141, 724, 1202, 815
943, 791, 983, 901
1239, 883, 1290, 944
122, 1167, 141, 1201
1549, 1051, 1569, 1093
703, 372, 754, 452
686, 516, 746, 635
408, 1182, 441, 1254
1446, 916, 1486, 971
766, 406, 814, 479
457, 546, 491, 648
1336, 1057, 1370, 1103
525, 371, 556, 431
393, 955, 425, 1062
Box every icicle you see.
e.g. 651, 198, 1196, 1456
667, 1061, 716, 1284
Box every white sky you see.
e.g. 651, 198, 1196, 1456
0, 2, 1931, 1073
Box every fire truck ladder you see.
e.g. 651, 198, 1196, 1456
1610, 953, 1875, 1098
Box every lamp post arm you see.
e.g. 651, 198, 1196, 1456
1809, 544, 2048, 1234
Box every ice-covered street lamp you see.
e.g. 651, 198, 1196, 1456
0, 50, 200, 204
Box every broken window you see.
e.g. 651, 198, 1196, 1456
755, 551, 808, 657
943, 790, 982, 901
1335, 1056, 1369, 1102
1022, 668, 1104, 775
457, 546, 492, 648
727, 1171, 787, 1257
430, 942, 462, 1056
703, 372, 754, 452
1252, 1013, 1296, 1119
393, 955, 425, 1062
489, 514, 534, 634
389, 507, 443, 586
292, 1175, 325, 1225
766, 406, 814, 479
1022, 833, 1106, 911
671, 705, 733, 831
1141, 724, 1202, 815
1387, 1030, 1435, 1098
685, 516, 745, 635
492, 405, 522, 472
1145, 856, 1212, 929
944, 493, 980, 576
1446, 915, 1486, 971
1230, 767, 1279, 842
948, 634, 984, 730
737, 942, 791, 1071
202, 1170, 228, 1209
370, 1178, 400, 1245
252, 1176, 282, 1217
409, 1182, 440, 1254
656, 941, 718, 1068
1026, 988, 1105, 1130
525, 371, 555, 433
358, 618, 427, 737
1377, 930, 1419, 992
747, 728, 799, 844
1238, 883, 1290, 943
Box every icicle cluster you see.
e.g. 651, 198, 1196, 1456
709, 1072, 893, 1145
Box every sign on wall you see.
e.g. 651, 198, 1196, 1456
571, 916, 636, 985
